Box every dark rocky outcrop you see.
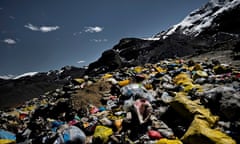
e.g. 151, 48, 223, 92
86, 33, 239, 75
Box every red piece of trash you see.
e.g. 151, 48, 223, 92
148, 130, 162, 139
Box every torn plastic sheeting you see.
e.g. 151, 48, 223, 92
170, 93, 219, 125
120, 84, 155, 102
54, 125, 86, 144
181, 115, 236, 144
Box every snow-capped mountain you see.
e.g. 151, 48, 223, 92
13, 72, 39, 79
87, 0, 240, 75
155, 0, 240, 39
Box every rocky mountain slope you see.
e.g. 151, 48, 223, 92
0, 66, 86, 109
86, 0, 240, 75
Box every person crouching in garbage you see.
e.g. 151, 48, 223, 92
133, 99, 153, 124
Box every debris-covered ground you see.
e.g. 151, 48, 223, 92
0, 50, 240, 144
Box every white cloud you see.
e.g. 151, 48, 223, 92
24, 23, 39, 31
3, 38, 16, 45
24, 23, 60, 32
40, 26, 60, 32
77, 60, 85, 64
90, 39, 108, 42
84, 26, 103, 33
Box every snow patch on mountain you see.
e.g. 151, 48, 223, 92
13, 72, 39, 79
155, 0, 240, 39
142, 37, 160, 41
0, 75, 15, 80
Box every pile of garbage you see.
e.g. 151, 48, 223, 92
1, 58, 240, 144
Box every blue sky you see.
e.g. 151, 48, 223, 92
0, 0, 209, 75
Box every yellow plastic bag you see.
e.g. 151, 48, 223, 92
156, 138, 182, 144
144, 83, 153, 90
170, 93, 236, 144
196, 70, 208, 77
174, 73, 192, 84
102, 73, 113, 79
181, 115, 236, 144
182, 82, 195, 92
73, 78, 85, 84
154, 66, 166, 73
22, 105, 36, 112
213, 65, 228, 74
118, 79, 130, 87
134, 66, 143, 73
0, 139, 16, 144
170, 93, 218, 125
193, 63, 203, 71
192, 70, 208, 80
93, 125, 113, 143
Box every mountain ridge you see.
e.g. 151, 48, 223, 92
154, 0, 240, 38
86, 0, 240, 75
0, 66, 86, 109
